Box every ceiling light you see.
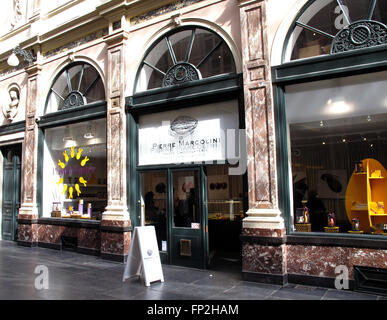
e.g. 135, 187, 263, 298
325, 99, 353, 115
84, 123, 94, 139
64, 140, 76, 148
63, 126, 73, 142
84, 132, 94, 139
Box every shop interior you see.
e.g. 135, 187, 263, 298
43, 118, 107, 220
287, 70, 387, 234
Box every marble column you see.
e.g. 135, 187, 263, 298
101, 30, 131, 262
17, 63, 41, 247
239, 0, 287, 284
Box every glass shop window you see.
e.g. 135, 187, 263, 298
42, 118, 107, 220
285, 0, 387, 61
286, 70, 387, 235
135, 26, 236, 92
46, 62, 105, 114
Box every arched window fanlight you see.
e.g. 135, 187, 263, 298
135, 26, 236, 92
285, 0, 387, 62
45, 62, 105, 114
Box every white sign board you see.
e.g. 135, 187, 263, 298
138, 100, 239, 166
122, 226, 164, 287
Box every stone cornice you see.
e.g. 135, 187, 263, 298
103, 30, 130, 47
238, 0, 265, 7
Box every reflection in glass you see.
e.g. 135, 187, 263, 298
43, 118, 107, 220
141, 171, 167, 251
172, 171, 199, 228
286, 71, 387, 234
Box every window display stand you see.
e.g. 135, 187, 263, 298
324, 226, 339, 233
295, 224, 311, 232
345, 158, 387, 234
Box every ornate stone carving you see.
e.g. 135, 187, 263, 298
3, 85, 20, 122
331, 20, 387, 54
162, 63, 201, 87
62, 91, 86, 110
10, 0, 22, 30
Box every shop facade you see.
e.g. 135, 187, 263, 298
0, 0, 387, 294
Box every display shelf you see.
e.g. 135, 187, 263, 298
208, 199, 244, 221
63, 198, 107, 202
350, 207, 368, 211
345, 158, 387, 233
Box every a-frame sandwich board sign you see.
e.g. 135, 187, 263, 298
123, 226, 164, 287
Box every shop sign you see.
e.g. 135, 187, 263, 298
138, 101, 239, 166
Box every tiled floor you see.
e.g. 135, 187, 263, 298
0, 240, 384, 300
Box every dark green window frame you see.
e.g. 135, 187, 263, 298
37, 101, 107, 220
126, 73, 247, 229
38, 61, 107, 220
273, 44, 387, 241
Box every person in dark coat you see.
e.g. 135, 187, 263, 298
307, 190, 326, 231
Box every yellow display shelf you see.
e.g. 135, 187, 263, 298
345, 158, 387, 233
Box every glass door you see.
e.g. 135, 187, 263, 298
140, 171, 168, 263
139, 168, 208, 269
169, 168, 206, 268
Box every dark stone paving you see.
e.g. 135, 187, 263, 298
0, 240, 384, 300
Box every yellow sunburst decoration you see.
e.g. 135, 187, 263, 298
57, 147, 91, 199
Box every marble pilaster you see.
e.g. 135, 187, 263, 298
101, 30, 131, 260
17, 63, 41, 245
239, 0, 286, 282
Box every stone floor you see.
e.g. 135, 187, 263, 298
0, 240, 385, 300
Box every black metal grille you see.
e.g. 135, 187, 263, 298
354, 266, 387, 296
352, 26, 370, 44
61, 236, 78, 251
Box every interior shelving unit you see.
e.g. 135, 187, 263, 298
345, 158, 387, 233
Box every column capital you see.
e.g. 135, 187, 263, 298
25, 62, 42, 76
103, 30, 129, 48
238, 0, 265, 8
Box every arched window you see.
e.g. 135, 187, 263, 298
285, 0, 387, 62
40, 62, 107, 221
135, 26, 236, 92
45, 62, 105, 113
